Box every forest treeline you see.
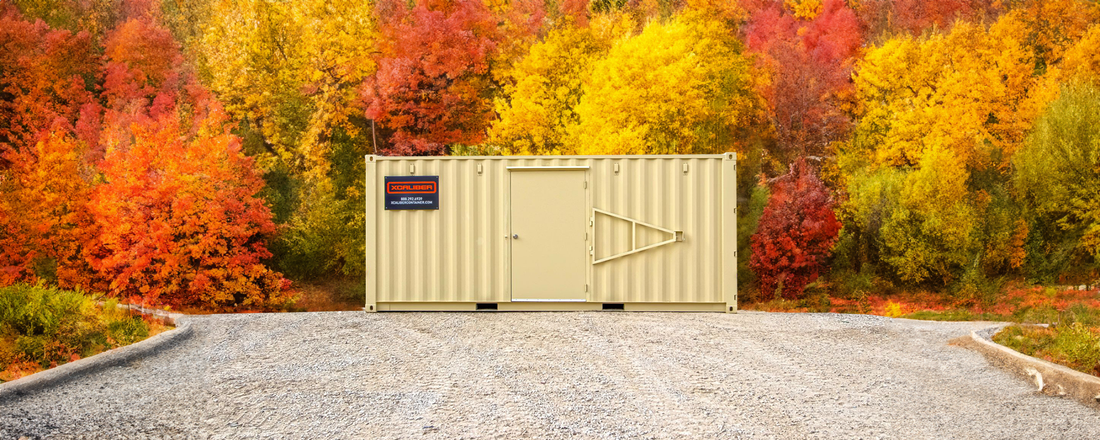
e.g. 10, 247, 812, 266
1, 0, 1098, 309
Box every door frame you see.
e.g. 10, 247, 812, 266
505, 166, 592, 302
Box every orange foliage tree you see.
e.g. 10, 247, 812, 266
0, 129, 96, 287
0, 7, 101, 167
81, 16, 293, 310
87, 109, 293, 310
364, 0, 501, 155
102, 17, 184, 115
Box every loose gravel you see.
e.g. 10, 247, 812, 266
1, 311, 1098, 439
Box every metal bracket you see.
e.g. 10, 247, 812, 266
592, 208, 682, 265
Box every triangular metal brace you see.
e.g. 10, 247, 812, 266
592, 208, 682, 265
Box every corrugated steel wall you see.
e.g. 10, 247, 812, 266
367, 155, 733, 304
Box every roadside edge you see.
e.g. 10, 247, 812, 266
960, 325, 1100, 409
0, 317, 194, 400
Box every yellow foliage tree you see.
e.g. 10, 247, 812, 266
198, 0, 376, 176
852, 12, 1041, 170
1046, 25, 1100, 86
1015, 84, 1100, 261
490, 14, 632, 155
572, 12, 759, 155
785, 0, 822, 19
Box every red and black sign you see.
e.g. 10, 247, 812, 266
384, 176, 439, 210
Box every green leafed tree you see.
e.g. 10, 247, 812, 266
879, 145, 977, 284
1014, 83, 1100, 273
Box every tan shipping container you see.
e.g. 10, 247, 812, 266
365, 154, 737, 312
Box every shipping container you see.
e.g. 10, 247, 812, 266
364, 154, 737, 312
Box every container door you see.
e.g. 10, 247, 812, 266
510, 170, 587, 301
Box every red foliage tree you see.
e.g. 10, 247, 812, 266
750, 158, 842, 300
363, 0, 500, 155
744, 0, 862, 164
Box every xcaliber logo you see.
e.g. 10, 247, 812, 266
387, 181, 437, 194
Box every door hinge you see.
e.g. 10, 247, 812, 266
584, 181, 588, 189
585, 284, 589, 292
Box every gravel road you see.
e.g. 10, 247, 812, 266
1, 311, 1098, 439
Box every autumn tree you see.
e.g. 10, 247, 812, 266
750, 159, 841, 299
850, 0, 995, 39
197, 0, 377, 166
191, 0, 379, 280
11, 0, 125, 38
364, 0, 500, 155
1014, 83, 1100, 276
198, 0, 310, 166
72, 13, 295, 309
490, 14, 632, 154
879, 146, 976, 284
0, 8, 100, 167
744, 0, 861, 164
1008, 0, 1099, 74
0, 130, 96, 288
833, 161, 905, 273
1043, 24, 1100, 88
103, 17, 184, 114
87, 111, 293, 310
841, 11, 1052, 286
851, 13, 1039, 170
572, 11, 758, 154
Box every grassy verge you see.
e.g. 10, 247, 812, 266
0, 284, 170, 382
742, 282, 1100, 377
742, 283, 1100, 323
993, 323, 1100, 376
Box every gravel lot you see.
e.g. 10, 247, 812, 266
1, 311, 1098, 439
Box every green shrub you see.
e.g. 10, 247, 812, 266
1065, 303, 1100, 327
737, 183, 769, 295
903, 309, 977, 321
108, 318, 150, 346
0, 284, 150, 370
952, 264, 1004, 307
269, 128, 367, 281
829, 268, 876, 300
880, 146, 977, 285
1011, 304, 1062, 324
994, 325, 1055, 356
1054, 322, 1100, 373
995, 321, 1100, 375
835, 164, 904, 281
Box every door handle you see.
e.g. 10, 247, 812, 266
513, 234, 519, 239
